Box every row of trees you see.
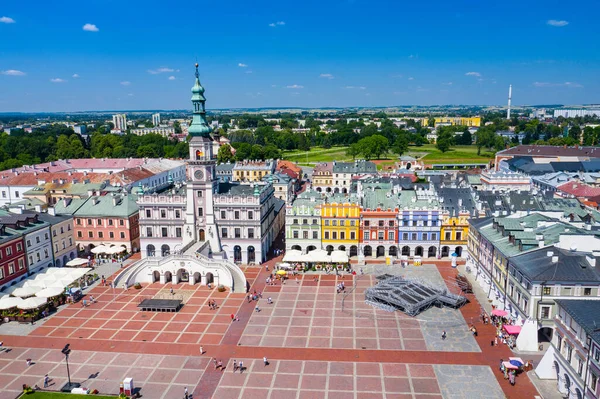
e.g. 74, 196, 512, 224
0, 124, 189, 171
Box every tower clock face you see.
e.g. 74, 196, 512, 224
194, 170, 204, 180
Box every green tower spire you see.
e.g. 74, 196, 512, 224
188, 63, 212, 136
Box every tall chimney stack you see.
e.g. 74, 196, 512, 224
507, 84, 512, 120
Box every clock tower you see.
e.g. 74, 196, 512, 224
184, 64, 222, 254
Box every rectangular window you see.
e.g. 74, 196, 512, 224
8, 263, 14, 274
235, 211, 240, 220
221, 228, 228, 238
363, 231, 369, 240
36, 236, 40, 244
249, 228, 255, 239
402, 233, 408, 240
120, 219, 124, 226
97, 218, 102, 225
592, 374, 598, 391
568, 346, 573, 362
350, 220, 356, 226
44, 249, 49, 258
340, 220, 345, 226
389, 220, 394, 227
411, 233, 417, 241
340, 232, 345, 240
324, 220, 329, 226
543, 287, 551, 295
313, 231, 318, 239
147, 227, 153, 237
248, 211, 254, 220
388, 231, 394, 241
88, 231, 93, 238
16, 243, 21, 252
303, 219, 308, 225
6, 247, 12, 256
364, 221, 370, 227
160, 210, 166, 218
87, 218, 92, 225
235, 228, 241, 238
431, 233, 437, 241
197, 190, 203, 197
332, 220, 337, 226
456, 232, 462, 241
312, 219, 317, 225
198, 208, 204, 217
77, 231, 82, 238
584, 288, 592, 296
378, 232, 384, 240
221, 211, 226, 219
445, 231, 451, 240
578, 358, 584, 376
541, 306, 550, 319
176, 228, 182, 238
324, 232, 330, 239
332, 232, 337, 240
27, 240, 31, 247
146, 209, 151, 218
76, 218, 81, 225
0, 268, 3, 279
161, 228, 168, 237
423, 233, 428, 241
15, 191, 19, 198
378, 220, 384, 227
18, 258, 24, 269
293, 231, 299, 239
98, 232, 103, 238
53, 230, 57, 237
120, 232, 125, 239
350, 232, 356, 240
109, 232, 114, 238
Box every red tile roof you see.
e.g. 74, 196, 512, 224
557, 181, 600, 198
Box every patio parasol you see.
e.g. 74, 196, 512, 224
0, 296, 24, 310
91, 245, 109, 254
491, 309, 508, 317
282, 250, 303, 262
17, 297, 47, 310
503, 361, 519, 370
276, 270, 287, 276
66, 258, 89, 267
330, 250, 349, 263
35, 287, 65, 298
11, 286, 42, 298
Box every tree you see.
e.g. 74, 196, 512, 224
428, 118, 435, 127
435, 127, 455, 153
582, 126, 596, 145
568, 125, 582, 143
217, 143, 235, 163
173, 121, 182, 134
234, 143, 252, 161
392, 135, 409, 156
357, 134, 389, 160
346, 144, 361, 160
457, 129, 472, 145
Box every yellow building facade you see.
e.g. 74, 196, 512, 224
435, 117, 481, 127
440, 213, 470, 257
321, 199, 360, 254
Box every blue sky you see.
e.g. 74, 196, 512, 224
0, 0, 598, 112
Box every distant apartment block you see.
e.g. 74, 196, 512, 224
152, 113, 161, 126
553, 109, 600, 118
112, 114, 128, 131
130, 127, 175, 137
434, 117, 481, 127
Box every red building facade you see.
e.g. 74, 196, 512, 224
0, 226, 27, 289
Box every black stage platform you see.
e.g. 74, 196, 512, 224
138, 298, 183, 312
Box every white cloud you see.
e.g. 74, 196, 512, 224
245, 70, 253, 74
442, 82, 453, 86
82, 23, 99, 32
408, 77, 414, 80
72, 73, 80, 78
547, 20, 568, 27
319, 73, 334, 79
128, 93, 134, 96
391, 74, 403, 78
168, 76, 176, 80
533, 81, 583, 88
345, 86, 366, 90
465, 72, 481, 77
147, 67, 174, 74
271, 84, 278, 88
0, 16, 15, 24
269, 21, 285, 27
50, 78, 66, 83
286, 84, 304, 89
120, 81, 131, 86
1, 69, 25, 76
238, 63, 248, 68
408, 54, 418, 59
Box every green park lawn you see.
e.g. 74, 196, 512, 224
282, 144, 495, 166
20, 393, 117, 399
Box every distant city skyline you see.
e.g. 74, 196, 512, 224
0, 0, 598, 112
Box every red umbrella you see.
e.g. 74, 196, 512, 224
492, 309, 508, 317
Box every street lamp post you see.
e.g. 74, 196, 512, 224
61, 344, 80, 392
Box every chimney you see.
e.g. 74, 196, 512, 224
47, 207, 56, 216
546, 250, 554, 257
538, 240, 545, 248
551, 255, 559, 263
112, 196, 119, 206
34, 205, 42, 212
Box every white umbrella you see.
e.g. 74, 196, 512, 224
0, 296, 24, 310
282, 250, 304, 262
302, 249, 331, 263
11, 286, 42, 298
17, 297, 47, 310
35, 287, 65, 298
23, 280, 47, 289
66, 258, 88, 267
45, 280, 70, 289
330, 250, 349, 263
91, 245, 109, 254
106, 245, 126, 255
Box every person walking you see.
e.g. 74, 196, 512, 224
199, 346, 204, 355
238, 360, 244, 373
441, 330, 447, 340
263, 356, 268, 367
43, 374, 49, 388
184, 386, 189, 399
233, 360, 238, 372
